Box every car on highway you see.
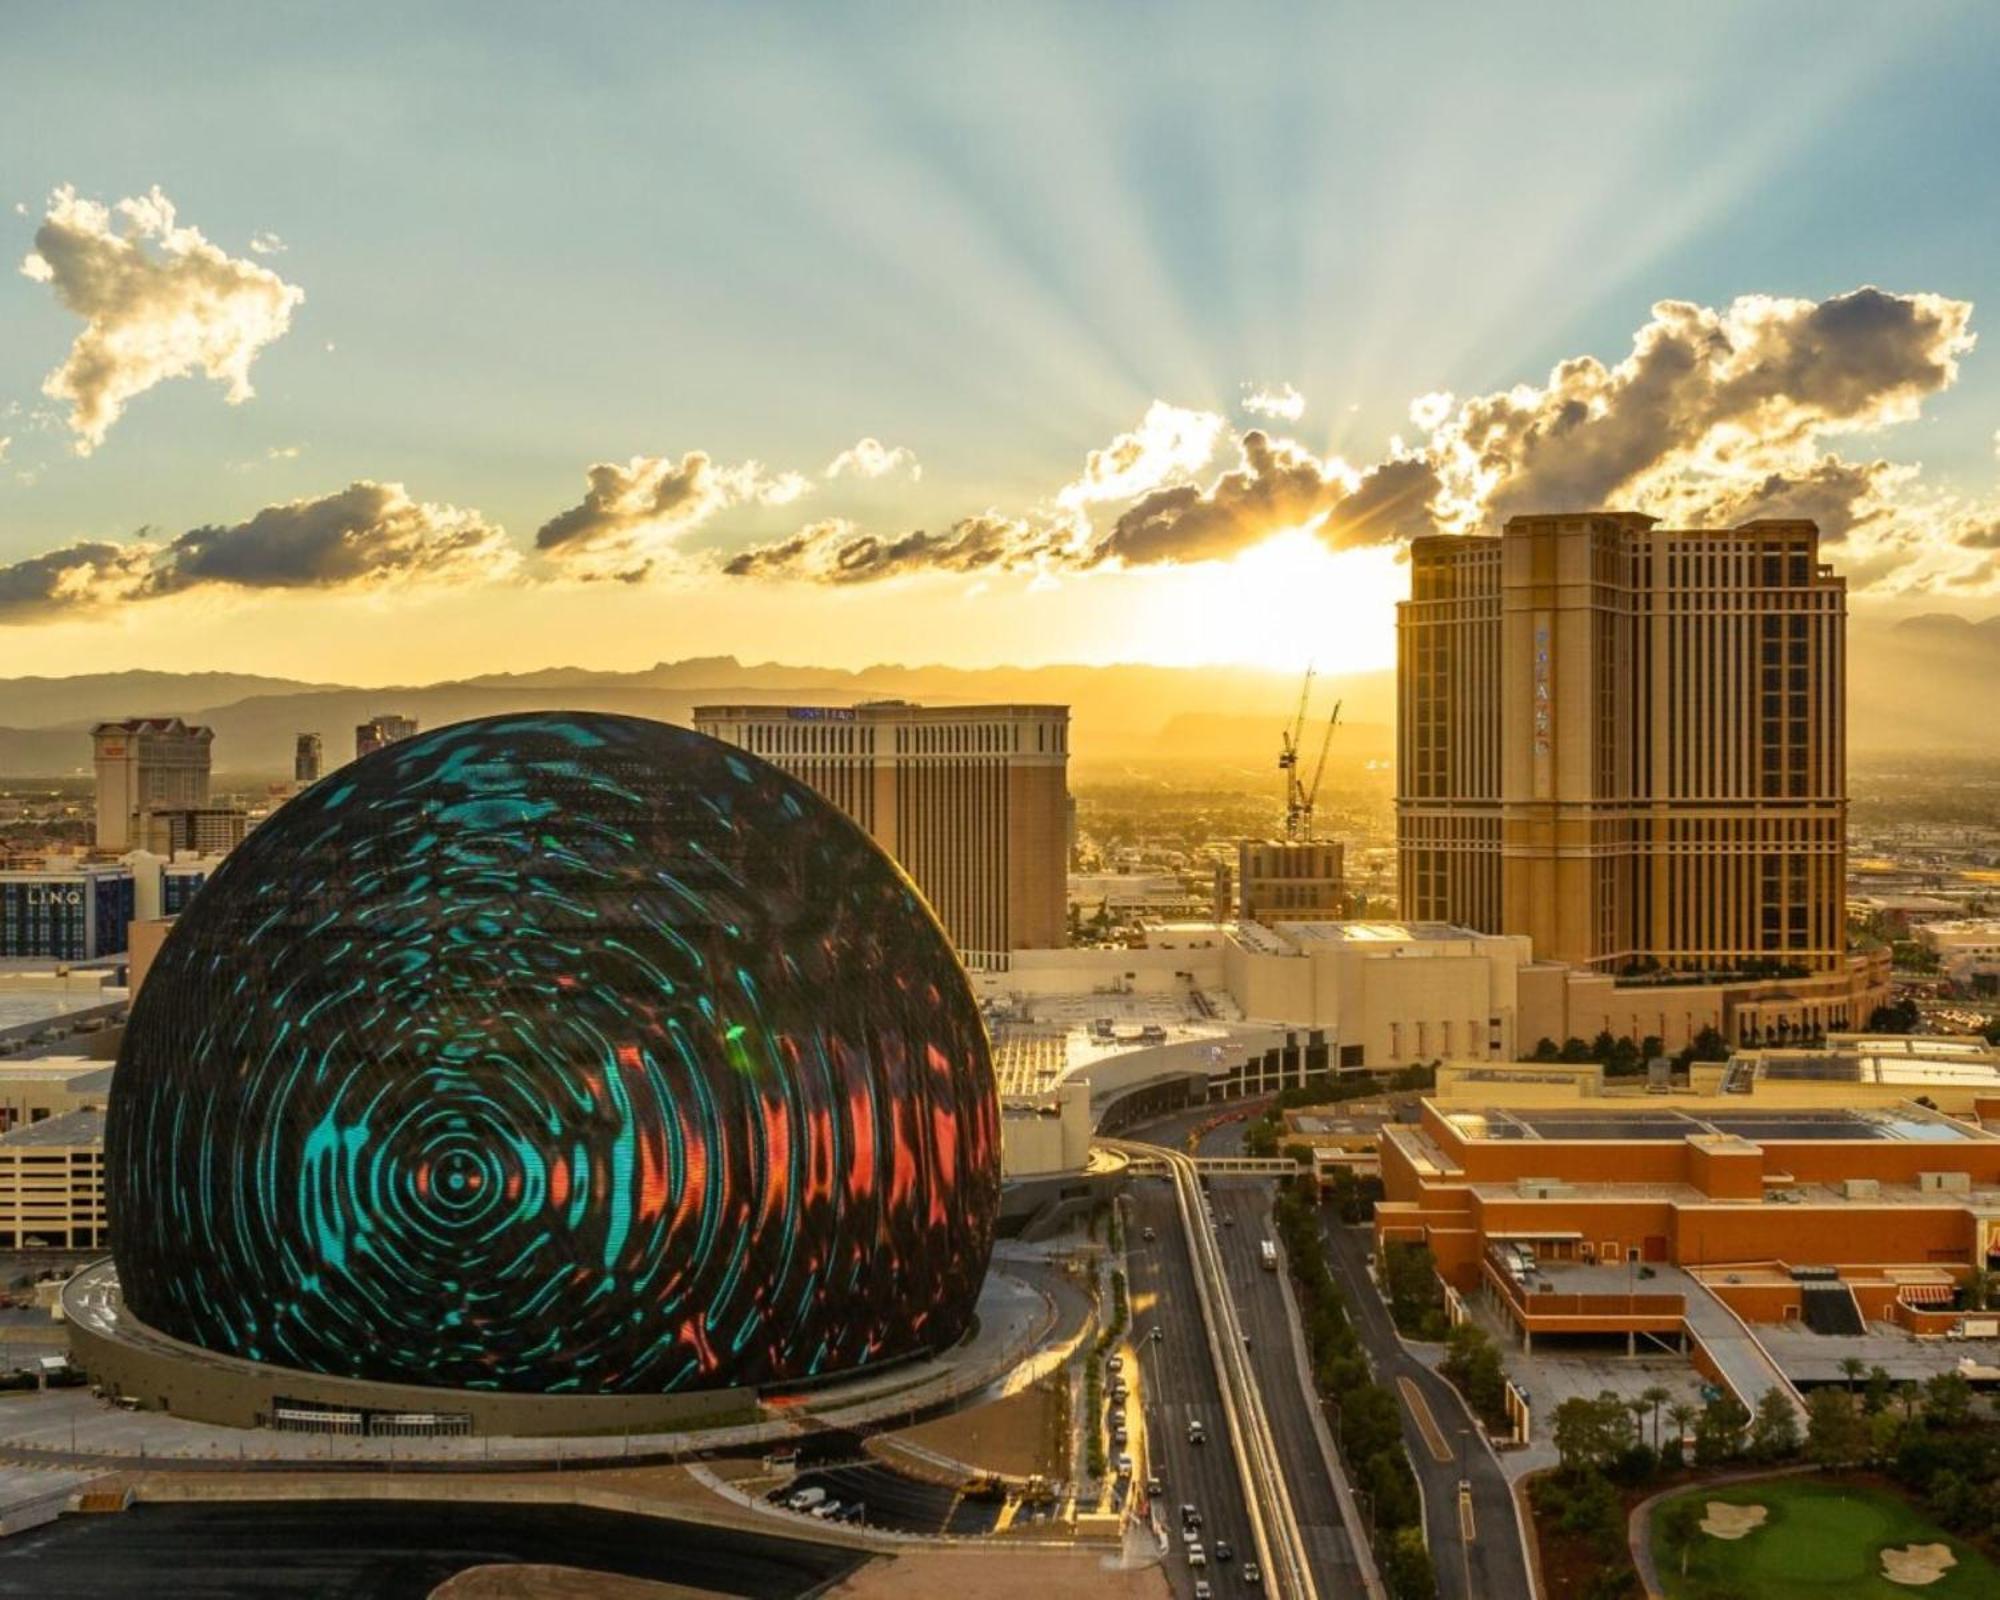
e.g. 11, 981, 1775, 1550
1215, 1539, 1234, 1562
1187, 1543, 1207, 1568
1150, 1326, 1164, 1342
1146, 1476, 1163, 1497
1115, 1453, 1133, 1477
1142, 1226, 1157, 1242
1113, 1426, 1128, 1446
1111, 1381, 1128, 1402
1194, 1583, 1213, 1600
1188, 1418, 1206, 1444
1180, 1504, 1202, 1528
1108, 1354, 1123, 1373
1243, 1561, 1262, 1585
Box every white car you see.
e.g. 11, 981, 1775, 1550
1188, 1543, 1207, 1568
1115, 1452, 1133, 1477
786, 1487, 826, 1512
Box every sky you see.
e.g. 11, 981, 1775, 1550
3, 1, 2000, 685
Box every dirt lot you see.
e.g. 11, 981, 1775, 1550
880, 1379, 1062, 1479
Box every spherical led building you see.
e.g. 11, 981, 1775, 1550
92, 712, 999, 1429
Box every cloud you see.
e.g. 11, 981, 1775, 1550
0, 539, 160, 621
1094, 433, 1440, 567
1055, 400, 1225, 511
19, 185, 305, 453
248, 231, 286, 255
826, 437, 921, 481
723, 514, 1043, 583
0, 480, 517, 623
1417, 287, 1974, 529
0, 437, 9, 463
1241, 382, 1306, 422
536, 452, 811, 580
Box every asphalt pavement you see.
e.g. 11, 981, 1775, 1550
1208, 1179, 1368, 1596
1126, 1178, 1261, 1600
1315, 1210, 1532, 1600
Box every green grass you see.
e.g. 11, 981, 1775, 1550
1651, 1477, 1999, 1600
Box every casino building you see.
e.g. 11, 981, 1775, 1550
69, 713, 1002, 1436
1376, 1096, 2000, 1353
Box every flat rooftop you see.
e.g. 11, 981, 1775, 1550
1441, 1104, 1991, 1145
1274, 920, 1486, 945
0, 1108, 103, 1147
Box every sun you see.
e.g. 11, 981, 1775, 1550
1114, 528, 1403, 675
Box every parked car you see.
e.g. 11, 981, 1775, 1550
786, 1487, 826, 1512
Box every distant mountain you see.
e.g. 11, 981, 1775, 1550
1848, 614, 2000, 754
0, 660, 1396, 779
0, 617, 1984, 777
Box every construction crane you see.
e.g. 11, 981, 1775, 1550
1278, 665, 1315, 838
1299, 698, 1343, 841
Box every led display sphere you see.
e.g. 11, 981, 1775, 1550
107, 713, 1000, 1396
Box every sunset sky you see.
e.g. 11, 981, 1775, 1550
4, 3, 1999, 685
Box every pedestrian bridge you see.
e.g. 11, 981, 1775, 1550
1100, 1146, 1297, 1178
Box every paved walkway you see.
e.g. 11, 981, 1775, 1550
1675, 1273, 1806, 1426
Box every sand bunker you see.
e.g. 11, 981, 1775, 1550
1880, 1543, 1957, 1587
1700, 1502, 1768, 1540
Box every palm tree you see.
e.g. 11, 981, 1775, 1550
1896, 1381, 1922, 1422
1839, 1355, 1866, 1394
1964, 1266, 1995, 1313
1642, 1385, 1672, 1452
1667, 1401, 1699, 1463
1628, 1397, 1652, 1449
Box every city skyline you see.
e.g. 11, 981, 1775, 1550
4, 4, 2000, 687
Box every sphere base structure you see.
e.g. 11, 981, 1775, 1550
63, 1261, 767, 1437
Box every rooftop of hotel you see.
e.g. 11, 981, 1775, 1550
1270, 919, 1491, 946
986, 984, 1248, 1098
1438, 1103, 1991, 1144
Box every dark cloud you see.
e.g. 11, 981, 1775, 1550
1095, 434, 1438, 567
537, 453, 809, 580
0, 481, 516, 625
724, 515, 1041, 583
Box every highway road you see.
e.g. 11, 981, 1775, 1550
1316, 1210, 1532, 1600
1126, 1177, 1262, 1600
1208, 1178, 1371, 1597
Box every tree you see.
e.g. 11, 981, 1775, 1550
1750, 1387, 1800, 1461
1657, 1496, 1705, 1579
1381, 1525, 1437, 1600
1864, 1365, 1894, 1416
1557, 1036, 1595, 1063
1962, 1266, 1995, 1312
1530, 1037, 1561, 1063
1922, 1372, 1974, 1430
1868, 997, 1920, 1033
1895, 1380, 1923, 1422
1641, 1385, 1673, 1452
1666, 1401, 1699, 1464
1839, 1356, 1866, 1395
1806, 1389, 1869, 1469
1693, 1393, 1749, 1467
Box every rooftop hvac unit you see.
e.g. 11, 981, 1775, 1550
1841, 1179, 1881, 1201
1917, 1171, 1972, 1194
1515, 1177, 1574, 1199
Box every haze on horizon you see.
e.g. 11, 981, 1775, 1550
3, 2, 2000, 688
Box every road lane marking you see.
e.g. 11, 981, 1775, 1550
1398, 1376, 1455, 1464
1459, 1481, 1477, 1543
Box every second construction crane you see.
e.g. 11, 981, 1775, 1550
1278, 665, 1341, 841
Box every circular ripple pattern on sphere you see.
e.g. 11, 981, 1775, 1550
107, 713, 1000, 1396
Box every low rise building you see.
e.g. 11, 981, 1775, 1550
0, 1107, 106, 1250
1918, 920, 2000, 988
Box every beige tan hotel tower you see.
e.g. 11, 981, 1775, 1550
693, 701, 1069, 970
1398, 513, 1845, 975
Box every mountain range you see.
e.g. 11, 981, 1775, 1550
0, 613, 1989, 779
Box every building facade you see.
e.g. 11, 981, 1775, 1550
294, 732, 323, 786
135, 807, 248, 857
91, 718, 213, 853
1237, 839, 1348, 923
1400, 515, 1845, 977
354, 714, 419, 761
0, 866, 134, 960
694, 702, 1070, 969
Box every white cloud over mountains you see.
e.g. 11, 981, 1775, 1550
825, 437, 921, 481
19, 186, 305, 453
